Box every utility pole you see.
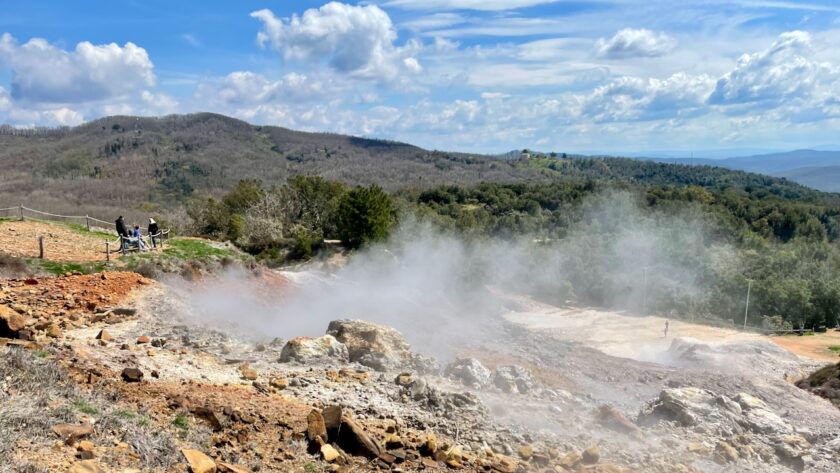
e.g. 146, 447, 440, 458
743, 279, 752, 329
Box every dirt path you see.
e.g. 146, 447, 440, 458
0, 220, 114, 262
771, 331, 840, 362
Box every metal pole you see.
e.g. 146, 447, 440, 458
743, 279, 752, 329
38, 236, 44, 259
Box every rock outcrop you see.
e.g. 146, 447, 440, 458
326, 319, 412, 371
445, 358, 491, 388
0, 304, 26, 337
493, 365, 535, 394
279, 335, 349, 363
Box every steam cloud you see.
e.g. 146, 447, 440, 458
177, 191, 736, 360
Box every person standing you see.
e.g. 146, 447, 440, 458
664, 319, 670, 338
115, 216, 128, 250
147, 218, 159, 249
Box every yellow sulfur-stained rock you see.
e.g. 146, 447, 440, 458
181, 448, 216, 473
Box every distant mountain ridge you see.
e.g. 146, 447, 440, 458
641, 149, 840, 192
0, 112, 835, 221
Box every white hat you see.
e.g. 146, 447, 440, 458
149, 218, 156, 224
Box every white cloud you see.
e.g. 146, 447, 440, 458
181, 33, 201, 47
595, 28, 676, 59
250, 3, 421, 81
580, 73, 715, 122
422, 16, 566, 37
0, 33, 155, 104
196, 71, 347, 106
708, 30, 839, 107
0, 86, 84, 126
382, 0, 560, 11
402, 13, 465, 32
468, 63, 610, 88
141, 91, 179, 115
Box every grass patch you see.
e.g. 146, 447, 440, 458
72, 398, 100, 415
828, 345, 840, 353
65, 222, 115, 239
171, 414, 189, 431
30, 259, 106, 276
162, 238, 236, 260
32, 350, 50, 359
115, 409, 137, 420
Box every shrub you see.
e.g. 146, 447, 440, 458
336, 184, 394, 249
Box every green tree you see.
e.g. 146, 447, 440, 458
336, 184, 394, 249
223, 179, 265, 214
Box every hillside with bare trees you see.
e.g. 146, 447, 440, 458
0, 113, 544, 219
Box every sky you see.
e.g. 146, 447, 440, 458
2, 1, 840, 154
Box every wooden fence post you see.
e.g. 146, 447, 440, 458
19, 204, 23, 221
106, 241, 110, 261
38, 236, 44, 259
85, 215, 90, 231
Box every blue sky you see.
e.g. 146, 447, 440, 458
2, 1, 840, 154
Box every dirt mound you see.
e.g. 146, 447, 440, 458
0, 220, 114, 262
796, 362, 840, 408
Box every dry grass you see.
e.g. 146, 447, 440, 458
0, 347, 181, 471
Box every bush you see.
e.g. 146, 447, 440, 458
336, 184, 394, 249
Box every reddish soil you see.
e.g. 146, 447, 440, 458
2, 271, 152, 317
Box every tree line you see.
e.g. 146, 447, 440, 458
185, 174, 840, 330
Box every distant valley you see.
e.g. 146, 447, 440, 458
644, 149, 840, 192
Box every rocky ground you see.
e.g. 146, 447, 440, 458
1, 266, 838, 472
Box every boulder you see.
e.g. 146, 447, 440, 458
53, 423, 94, 443
335, 414, 381, 458
321, 444, 341, 462
582, 446, 600, 464
121, 367, 144, 383
322, 405, 343, 431
269, 377, 288, 390
639, 387, 730, 426
279, 335, 348, 363
735, 392, 767, 410
95, 330, 113, 342
493, 365, 535, 394
640, 387, 793, 437
445, 358, 491, 388
0, 305, 26, 337
238, 364, 257, 381
307, 409, 327, 443
45, 323, 63, 338
774, 435, 809, 472
326, 319, 411, 371
181, 449, 216, 473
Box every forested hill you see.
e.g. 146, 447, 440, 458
0, 112, 836, 218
